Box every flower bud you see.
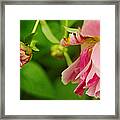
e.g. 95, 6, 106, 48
51, 44, 67, 58
20, 42, 32, 68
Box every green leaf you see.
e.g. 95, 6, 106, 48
20, 61, 55, 99
30, 40, 39, 51
40, 20, 59, 44
55, 78, 81, 100
64, 26, 79, 33
55, 78, 94, 100
46, 20, 63, 40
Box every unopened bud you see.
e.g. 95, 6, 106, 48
20, 42, 32, 68
51, 44, 67, 58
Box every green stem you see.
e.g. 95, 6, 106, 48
64, 20, 68, 38
30, 20, 39, 47
31, 20, 40, 33
64, 52, 72, 66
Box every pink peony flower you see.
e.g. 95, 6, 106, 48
61, 20, 100, 98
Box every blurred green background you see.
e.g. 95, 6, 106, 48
20, 20, 95, 100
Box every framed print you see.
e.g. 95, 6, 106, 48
0, 0, 120, 119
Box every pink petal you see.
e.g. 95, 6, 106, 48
95, 91, 100, 98
86, 74, 100, 97
79, 48, 92, 71
61, 48, 91, 85
86, 84, 96, 97
91, 42, 100, 69
86, 73, 100, 97
74, 80, 86, 95
69, 33, 85, 45
95, 80, 100, 94
69, 33, 79, 45
74, 61, 92, 96
61, 57, 80, 85
86, 61, 100, 84
87, 73, 100, 87
75, 60, 92, 82
81, 20, 100, 36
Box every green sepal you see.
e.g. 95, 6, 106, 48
20, 42, 32, 55
30, 40, 39, 52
